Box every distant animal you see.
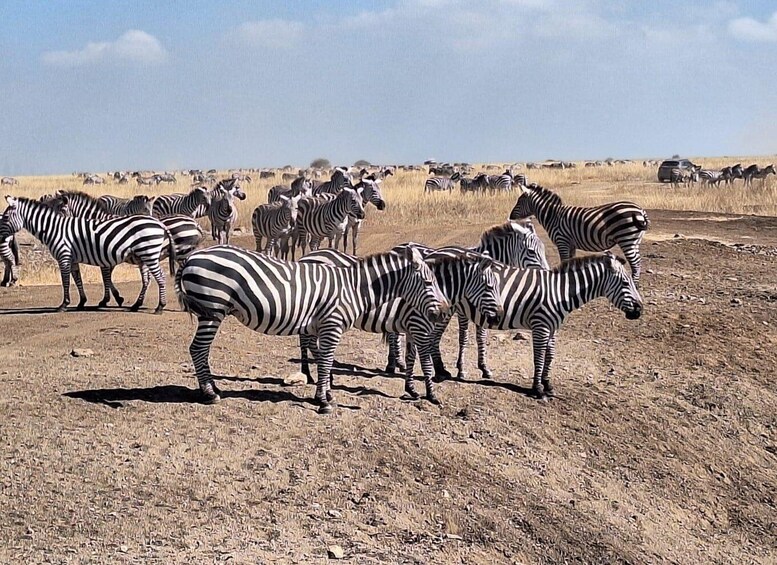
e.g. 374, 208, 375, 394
425, 172, 460, 193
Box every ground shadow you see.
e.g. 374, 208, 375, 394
288, 358, 405, 380
0, 304, 149, 316
64, 383, 314, 408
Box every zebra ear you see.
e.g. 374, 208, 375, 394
478, 252, 494, 270
5, 195, 16, 206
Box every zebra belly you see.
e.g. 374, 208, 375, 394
354, 299, 408, 334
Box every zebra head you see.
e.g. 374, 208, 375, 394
510, 221, 550, 269
457, 251, 503, 325
192, 186, 212, 208
600, 251, 643, 320
397, 244, 450, 324
2, 196, 24, 233
290, 175, 313, 197
359, 178, 387, 211
340, 187, 365, 220
279, 194, 302, 223
127, 195, 155, 215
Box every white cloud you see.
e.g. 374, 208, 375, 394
237, 19, 306, 48
42, 30, 167, 67
728, 12, 777, 43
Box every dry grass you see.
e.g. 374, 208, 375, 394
5, 156, 776, 286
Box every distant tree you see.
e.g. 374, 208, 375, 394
310, 158, 331, 169
354, 159, 371, 167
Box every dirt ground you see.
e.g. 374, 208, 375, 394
0, 210, 775, 564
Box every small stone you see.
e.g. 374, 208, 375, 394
444, 534, 463, 541
70, 348, 94, 358
730, 298, 742, 305
512, 332, 528, 341
646, 269, 655, 274
327, 545, 344, 559
283, 372, 307, 386
119, 545, 129, 553
673, 233, 685, 239
327, 509, 342, 519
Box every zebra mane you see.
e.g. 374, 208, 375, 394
54, 190, 113, 214
480, 221, 528, 241
424, 249, 489, 266
552, 253, 624, 274
527, 184, 563, 207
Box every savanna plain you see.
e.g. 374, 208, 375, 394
1, 159, 775, 564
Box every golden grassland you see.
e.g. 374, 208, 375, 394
5, 156, 776, 286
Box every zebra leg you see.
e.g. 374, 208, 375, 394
402, 338, 421, 400
98, 266, 124, 308
299, 334, 317, 385
130, 265, 151, 312
476, 325, 493, 379
415, 334, 440, 405
620, 242, 643, 287
529, 326, 551, 399
314, 325, 343, 414
455, 312, 470, 380
350, 223, 358, 255
145, 261, 167, 314
540, 332, 558, 397
190, 317, 223, 404
385, 332, 405, 373
56, 256, 73, 311
70, 264, 88, 310
431, 316, 453, 379
255, 233, 263, 253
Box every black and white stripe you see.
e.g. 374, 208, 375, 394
0, 221, 20, 287
268, 176, 313, 203
251, 195, 301, 256
299, 247, 501, 403
98, 194, 155, 216
425, 172, 460, 193
294, 187, 365, 257
152, 187, 211, 218
468, 252, 643, 399
208, 184, 243, 245
510, 184, 649, 285
2, 196, 175, 312
342, 177, 386, 255
175, 245, 450, 413
311, 167, 351, 196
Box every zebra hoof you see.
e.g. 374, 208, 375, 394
456, 370, 466, 380
115, 296, 125, 307
200, 391, 221, 404
56, 304, 68, 312
153, 305, 165, 315
543, 383, 555, 398
402, 383, 420, 401
385, 364, 398, 374
434, 365, 452, 379
76, 303, 87, 311
317, 402, 333, 415
129, 302, 142, 312
426, 394, 441, 406
480, 368, 493, 380
529, 386, 545, 400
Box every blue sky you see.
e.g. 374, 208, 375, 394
1, 0, 776, 174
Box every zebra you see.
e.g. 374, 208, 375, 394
512, 173, 527, 187
2, 196, 175, 312
83, 175, 105, 185
510, 183, 649, 286
38, 191, 195, 311
721, 164, 743, 186
312, 167, 351, 196
152, 187, 211, 218
175, 244, 450, 413
251, 194, 301, 256
750, 164, 776, 185
466, 252, 642, 399
135, 174, 157, 186
0, 222, 20, 287
259, 170, 276, 179
153, 173, 177, 184
208, 182, 245, 244
458, 176, 479, 194
425, 172, 460, 193
698, 169, 724, 187
293, 187, 365, 258
97, 194, 155, 216
342, 177, 386, 255
267, 176, 313, 203
1, 177, 19, 186
299, 247, 502, 404
392, 221, 550, 380
484, 171, 513, 194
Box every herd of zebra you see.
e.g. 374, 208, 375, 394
668, 162, 776, 187
425, 169, 528, 194
1, 168, 649, 414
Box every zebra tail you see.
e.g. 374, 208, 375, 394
174, 262, 210, 320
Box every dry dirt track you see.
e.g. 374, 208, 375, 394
1, 210, 776, 564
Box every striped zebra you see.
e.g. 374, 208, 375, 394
152, 187, 211, 218
393, 221, 550, 380
299, 247, 502, 404
175, 245, 450, 412
466, 252, 642, 399
458, 176, 479, 194
512, 173, 527, 187
0, 221, 20, 287
251, 195, 301, 256
746, 164, 776, 185
37, 191, 196, 311
510, 184, 649, 285
342, 177, 386, 255
267, 176, 313, 203
312, 167, 351, 196
483, 171, 513, 194
208, 185, 240, 245
425, 172, 460, 193
2, 196, 175, 312
699, 169, 724, 187
95, 194, 155, 216
294, 187, 365, 257
153, 173, 177, 184
720, 164, 743, 186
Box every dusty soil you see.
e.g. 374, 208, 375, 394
0, 210, 775, 564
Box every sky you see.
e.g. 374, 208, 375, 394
1, 0, 776, 175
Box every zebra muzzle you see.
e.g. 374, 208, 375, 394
625, 302, 643, 320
